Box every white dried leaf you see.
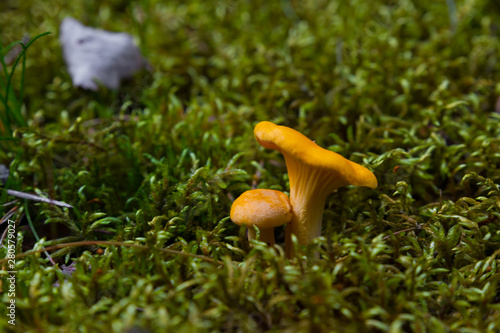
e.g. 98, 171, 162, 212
60, 17, 146, 90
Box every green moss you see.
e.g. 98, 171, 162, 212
1, 0, 500, 331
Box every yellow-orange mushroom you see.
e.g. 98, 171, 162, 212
230, 189, 292, 246
254, 121, 377, 256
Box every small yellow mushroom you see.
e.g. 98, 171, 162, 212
254, 121, 377, 256
230, 189, 292, 246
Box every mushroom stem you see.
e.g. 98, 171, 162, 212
284, 156, 340, 257
248, 228, 275, 246
285, 193, 327, 257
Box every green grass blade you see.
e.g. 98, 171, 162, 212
1, 32, 51, 135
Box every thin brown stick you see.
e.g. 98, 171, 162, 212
0, 240, 224, 266
81, 115, 139, 127
0, 206, 19, 246
1, 199, 19, 207
382, 228, 416, 240
0, 205, 18, 225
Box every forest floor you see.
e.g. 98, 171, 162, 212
1, 1, 500, 332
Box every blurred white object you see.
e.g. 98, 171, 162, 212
60, 17, 146, 90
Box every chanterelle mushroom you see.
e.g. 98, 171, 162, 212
230, 189, 292, 246
254, 121, 377, 256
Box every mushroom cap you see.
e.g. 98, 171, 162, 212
230, 189, 292, 229
254, 121, 378, 190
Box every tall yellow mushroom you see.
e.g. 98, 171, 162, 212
254, 121, 377, 256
